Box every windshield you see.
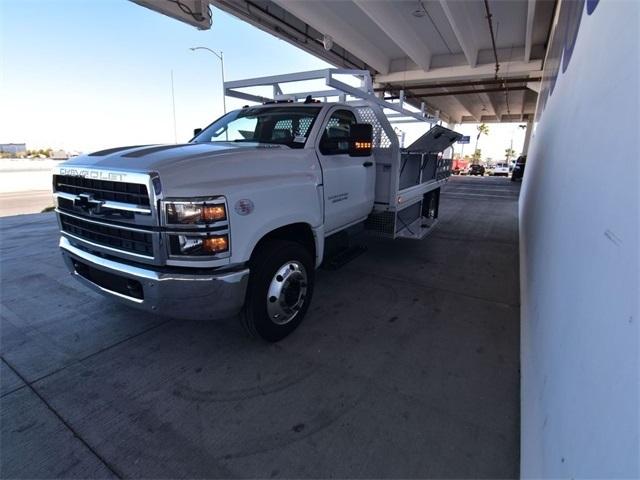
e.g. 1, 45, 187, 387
192, 106, 321, 149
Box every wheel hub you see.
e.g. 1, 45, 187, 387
266, 261, 308, 325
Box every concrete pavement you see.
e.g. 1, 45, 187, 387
0, 176, 521, 478
0, 191, 54, 217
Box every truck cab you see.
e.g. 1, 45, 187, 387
53, 69, 460, 341
192, 102, 376, 235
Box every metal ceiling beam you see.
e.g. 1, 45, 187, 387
527, 80, 542, 92
479, 91, 501, 118
131, 0, 212, 30
353, 0, 432, 71
131, 0, 212, 29
272, 0, 390, 74
375, 60, 542, 84
524, 0, 537, 62
384, 85, 529, 99
438, 0, 480, 67
374, 76, 542, 92
446, 89, 484, 122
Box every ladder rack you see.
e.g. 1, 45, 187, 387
224, 68, 459, 240
224, 68, 438, 125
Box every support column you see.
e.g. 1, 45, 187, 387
522, 117, 534, 155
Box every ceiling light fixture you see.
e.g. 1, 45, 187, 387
322, 35, 333, 51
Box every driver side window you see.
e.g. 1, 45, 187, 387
319, 110, 357, 155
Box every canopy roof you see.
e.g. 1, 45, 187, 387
134, 0, 556, 124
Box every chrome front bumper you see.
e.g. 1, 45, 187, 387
60, 237, 249, 320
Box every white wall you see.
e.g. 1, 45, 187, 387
520, 0, 639, 476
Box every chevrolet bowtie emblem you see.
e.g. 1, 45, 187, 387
74, 193, 103, 212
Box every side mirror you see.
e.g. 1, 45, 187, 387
193, 128, 203, 137
349, 123, 373, 157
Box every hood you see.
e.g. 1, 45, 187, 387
60, 142, 318, 197
64, 142, 268, 171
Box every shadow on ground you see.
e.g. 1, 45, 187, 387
1, 176, 521, 478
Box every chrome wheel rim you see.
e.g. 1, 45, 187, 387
266, 260, 308, 325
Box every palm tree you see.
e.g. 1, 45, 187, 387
505, 147, 516, 161
475, 123, 490, 152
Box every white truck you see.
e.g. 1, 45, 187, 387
493, 162, 510, 177
53, 69, 461, 341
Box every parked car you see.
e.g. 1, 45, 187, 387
493, 162, 510, 177
511, 155, 527, 181
468, 164, 485, 176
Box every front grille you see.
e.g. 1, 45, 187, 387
60, 214, 153, 256
54, 175, 150, 206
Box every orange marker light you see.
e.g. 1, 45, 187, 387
202, 205, 226, 222
355, 141, 372, 150
202, 235, 228, 253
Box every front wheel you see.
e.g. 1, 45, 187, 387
242, 240, 315, 342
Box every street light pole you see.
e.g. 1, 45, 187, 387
170, 69, 177, 143
189, 46, 226, 114
219, 51, 226, 114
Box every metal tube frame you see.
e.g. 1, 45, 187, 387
223, 69, 454, 239
224, 68, 438, 124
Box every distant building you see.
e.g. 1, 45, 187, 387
0, 143, 27, 155
51, 150, 69, 160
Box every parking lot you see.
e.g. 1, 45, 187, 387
1, 175, 521, 478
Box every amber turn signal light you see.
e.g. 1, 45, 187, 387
202, 205, 226, 222
202, 235, 229, 253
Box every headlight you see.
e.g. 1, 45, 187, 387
165, 200, 226, 225
170, 234, 229, 256
164, 198, 229, 258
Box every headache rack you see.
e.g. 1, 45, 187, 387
225, 69, 462, 240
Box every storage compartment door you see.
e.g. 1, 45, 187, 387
406, 125, 462, 153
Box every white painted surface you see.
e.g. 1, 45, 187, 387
520, 0, 639, 476
0, 159, 59, 193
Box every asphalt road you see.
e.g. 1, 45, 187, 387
1, 176, 521, 478
0, 190, 54, 217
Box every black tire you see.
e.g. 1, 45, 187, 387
242, 240, 315, 342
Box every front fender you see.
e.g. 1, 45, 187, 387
242, 215, 325, 268
227, 181, 324, 266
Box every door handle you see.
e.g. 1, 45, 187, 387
362, 161, 373, 167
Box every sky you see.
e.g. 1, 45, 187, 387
0, 0, 526, 159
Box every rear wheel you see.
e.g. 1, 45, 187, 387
242, 240, 315, 342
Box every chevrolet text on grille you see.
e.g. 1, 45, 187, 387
58, 168, 125, 182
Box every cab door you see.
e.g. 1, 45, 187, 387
316, 108, 375, 234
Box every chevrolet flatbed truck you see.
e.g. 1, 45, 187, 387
53, 69, 461, 341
